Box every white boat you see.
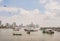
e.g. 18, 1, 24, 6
42, 29, 54, 34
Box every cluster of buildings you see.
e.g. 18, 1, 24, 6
0, 20, 39, 29
0, 20, 13, 28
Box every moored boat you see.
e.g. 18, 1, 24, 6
42, 29, 54, 34
27, 31, 30, 34
13, 33, 22, 36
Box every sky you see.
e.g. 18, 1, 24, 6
0, 0, 60, 27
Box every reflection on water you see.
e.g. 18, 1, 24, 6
0, 29, 60, 41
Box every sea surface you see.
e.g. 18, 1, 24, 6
0, 28, 60, 41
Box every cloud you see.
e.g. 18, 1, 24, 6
0, 0, 2, 3
0, 8, 44, 26
0, 8, 60, 27
0, 0, 60, 27
45, 0, 60, 10
0, 7, 19, 12
45, 0, 60, 17
9, 9, 41, 25
39, 0, 47, 4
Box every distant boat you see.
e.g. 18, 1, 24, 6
55, 29, 60, 32
27, 31, 30, 34
24, 29, 38, 32
13, 29, 22, 36
13, 33, 22, 36
42, 29, 54, 34
24, 29, 28, 31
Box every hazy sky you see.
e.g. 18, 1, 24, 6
0, 0, 60, 27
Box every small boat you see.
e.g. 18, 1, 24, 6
24, 29, 38, 32
24, 29, 28, 31
13, 33, 22, 36
42, 29, 46, 33
42, 29, 54, 34
30, 30, 38, 32
24, 28, 38, 35
27, 31, 30, 34
55, 29, 60, 32
47, 30, 54, 34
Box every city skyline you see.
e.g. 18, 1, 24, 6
0, 20, 39, 28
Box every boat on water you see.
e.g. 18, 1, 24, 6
24, 27, 39, 32
42, 29, 54, 34
24, 29, 28, 31
24, 29, 38, 32
27, 31, 31, 34
13, 33, 22, 36
13, 30, 22, 36
13, 26, 22, 36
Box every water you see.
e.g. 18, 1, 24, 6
0, 29, 60, 41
